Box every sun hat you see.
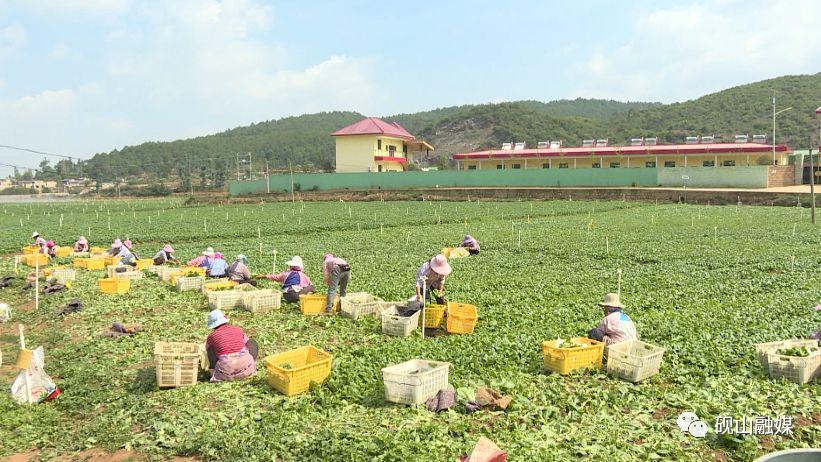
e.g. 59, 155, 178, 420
46, 240, 54, 247
236, 254, 247, 262
323, 253, 334, 262
32, 232, 40, 238
599, 293, 625, 309
214, 252, 223, 259
163, 244, 174, 253
123, 239, 132, 248
286, 256, 304, 269
78, 236, 88, 244
206, 309, 229, 329
202, 246, 215, 257
112, 238, 122, 248
429, 254, 452, 276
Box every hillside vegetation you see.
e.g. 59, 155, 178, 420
51, 73, 821, 186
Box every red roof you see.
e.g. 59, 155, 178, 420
816, 106, 821, 114
453, 142, 791, 160
331, 117, 416, 140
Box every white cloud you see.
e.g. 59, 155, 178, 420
20, 0, 132, 16
570, 0, 821, 102
0, 24, 25, 56
49, 43, 75, 60
6, 89, 78, 118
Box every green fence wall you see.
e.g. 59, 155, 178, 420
656, 166, 768, 188
229, 166, 772, 195
229, 168, 658, 195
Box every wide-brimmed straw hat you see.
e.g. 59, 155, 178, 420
599, 293, 625, 309
236, 254, 247, 263
123, 239, 132, 248
32, 232, 40, 238
206, 309, 229, 329
202, 246, 215, 257
163, 244, 174, 253
112, 238, 122, 248
78, 236, 88, 244
430, 254, 452, 276
46, 240, 54, 247
286, 256, 304, 269
323, 253, 334, 262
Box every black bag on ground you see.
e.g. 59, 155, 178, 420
0, 276, 14, 289
59, 299, 83, 315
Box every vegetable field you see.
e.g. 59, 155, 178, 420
0, 198, 819, 461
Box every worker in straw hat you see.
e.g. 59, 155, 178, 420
588, 293, 638, 346
415, 254, 452, 304
207, 252, 229, 278
108, 238, 123, 256
31, 232, 47, 253
228, 254, 256, 286
152, 244, 180, 266
73, 236, 89, 252
118, 239, 138, 267
264, 256, 315, 303
458, 235, 481, 255
205, 309, 258, 382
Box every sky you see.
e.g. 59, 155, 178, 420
0, 0, 820, 176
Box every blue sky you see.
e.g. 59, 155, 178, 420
0, 0, 820, 176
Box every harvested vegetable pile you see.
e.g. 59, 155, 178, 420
0, 198, 819, 461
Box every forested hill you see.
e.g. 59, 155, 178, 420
73, 73, 821, 184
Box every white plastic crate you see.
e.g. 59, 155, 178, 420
380, 304, 421, 337
605, 340, 665, 383
51, 268, 76, 285
71, 251, 90, 258
340, 292, 385, 320
241, 289, 282, 314
176, 276, 205, 292
113, 270, 143, 281
107, 265, 136, 278
754, 339, 818, 371
207, 290, 244, 310
381, 359, 450, 405
759, 341, 821, 385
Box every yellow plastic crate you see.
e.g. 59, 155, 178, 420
299, 294, 338, 315
98, 277, 131, 294
202, 280, 238, 292
104, 256, 121, 266
41, 266, 64, 278
23, 253, 50, 267
446, 301, 478, 334
419, 303, 446, 328
541, 337, 605, 375
154, 342, 202, 388
85, 258, 106, 270
55, 247, 73, 258
22, 245, 40, 255
441, 247, 454, 259
135, 259, 154, 270
72, 258, 88, 269
264, 346, 332, 396
90, 246, 106, 254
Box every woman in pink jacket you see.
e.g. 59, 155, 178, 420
265, 256, 315, 303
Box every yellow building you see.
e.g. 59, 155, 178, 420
331, 117, 434, 172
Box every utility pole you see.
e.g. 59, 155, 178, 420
772, 95, 793, 165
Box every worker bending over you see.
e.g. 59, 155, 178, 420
415, 254, 452, 304
323, 253, 351, 314
588, 293, 638, 346
265, 256, 315, 303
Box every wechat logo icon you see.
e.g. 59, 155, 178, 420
677, 412, 709, 438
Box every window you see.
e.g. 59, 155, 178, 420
512, 164, 521, 169
542, 163, 550, 169
377, 139, 382, 150
559, 163, 569, 169
645, 161, 656, 168
722, 160, 736, 166
388, 145, 396, 156
609, 162, 620, 168
496, 164, 504, 170
467, 165, 477, 170
703, 160, 715, 167
664, 161, 676, 167
377, 165, 383, 172
592, 162, 601, 168
402, 144, 408, 154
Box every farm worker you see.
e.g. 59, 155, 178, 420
32, 232, 47, 252
415, 254, 452, 304
228, 254, 256, 286
73, 236, 89, 252
109, 238, 123, 256
205, 309, 258, 382
322, 253, 351, 314
265, 256, 315, 303
208, 252, 229, 278
587, 293, 638, 346
153, 244, 180, 265
118, 239, 138, 267
45, 241, 57, 258
197, 247, 215, 269
459, 235, 480, 255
